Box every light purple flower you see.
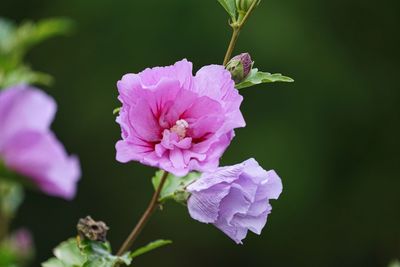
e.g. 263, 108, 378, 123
116, 59, 245, 176
187, 158, 282, 244
0, 85, 80, 199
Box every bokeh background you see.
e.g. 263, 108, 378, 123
2, 0, 400, 266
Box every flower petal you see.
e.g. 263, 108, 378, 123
2, 130, 80, 199
188, 183, 230, 223
214, 218, 248, 244
0, 85, 56, 149
187, 162, 243, 192
139, 59, 193, 89
232, 207, 272, 235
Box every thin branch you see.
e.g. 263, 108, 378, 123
116, 170, 169, 256
222, 0, 260, 65
0, 213, 9, 241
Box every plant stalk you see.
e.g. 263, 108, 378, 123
222, 0, 260, 65
223, 28, 240, 65
0, 213, 9, 241
116, 170, 169, 256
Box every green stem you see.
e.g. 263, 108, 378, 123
222, 0, 260, 65
116, 170, 169, 256
0, 212, 10, 241
223, 28, 241, 65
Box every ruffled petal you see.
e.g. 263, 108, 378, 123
138, 59, 193, 89
187, 162, 243, 192
232, 207, 271, 235
187, 183, 230, 223
255, 170, 283, 201
214, 218, 248, 244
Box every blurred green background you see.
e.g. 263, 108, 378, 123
2, 0, 400, 266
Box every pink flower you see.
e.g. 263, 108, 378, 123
116, 59, 245, 176
0, 85, 81, 199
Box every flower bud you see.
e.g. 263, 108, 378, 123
226, 53, 253, 83
4, 228, 34, 265
9, 229, 33, 257
236, 0, 260, 13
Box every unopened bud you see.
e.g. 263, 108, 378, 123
77, 216, 109, 242
226, 53, 253, 83
9, 229, 34, 258
236, 0, 260, 13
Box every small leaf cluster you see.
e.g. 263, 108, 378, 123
218, 0, 260, 24
0, 18, 73, 88
152, 171, 200, 204
42, 238, 171, 267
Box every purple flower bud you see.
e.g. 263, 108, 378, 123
187, 158, 282, 244
226, 53, 253, 83
9, 228, 34, 257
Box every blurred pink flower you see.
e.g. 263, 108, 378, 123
116, 59, 245, 176
9, 228, 33, 255
0, 85, 80, 199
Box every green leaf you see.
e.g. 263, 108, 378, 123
0, 17, 73, 62
51, 238, 86, 266
42, 239, 85, 267
235, 68, 294, 89
81, 241, 131, 267
152, 171, 200, 203
389, 260, 400, 267
0, 17, 73, 89
42, 238, 132, 267
130, 240, 172, 260
0, 65, 53, 88
41, 258, 65, 267
217, 0, 237, 21
0, 243, 18, 267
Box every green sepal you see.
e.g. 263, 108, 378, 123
235, 68, 294, 89
235, 0, 261, 13
152, 171, 200, 203
112, 107, 121, 115
130, 240, 172, 260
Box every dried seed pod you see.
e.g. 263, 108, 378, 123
77, 216, 109, 242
